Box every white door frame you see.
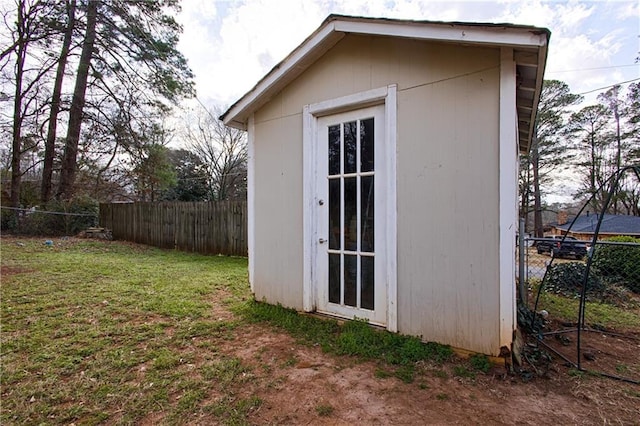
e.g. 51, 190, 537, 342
302, 85, 398, 332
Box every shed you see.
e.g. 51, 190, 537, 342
221, 15, 549, 356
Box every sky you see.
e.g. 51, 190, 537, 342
175, 0, 640, 109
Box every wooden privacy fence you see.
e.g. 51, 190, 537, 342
99, 201, 247, 256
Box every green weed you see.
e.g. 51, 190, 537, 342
615, 363, 629, 374
200, 357, 250, 389
453, 365, 476, 379
469, 354, 491, 373
204, 395, 262, 425
240, 302, 453, 367
316, 404, 334, 416
394, 365, 415, 383
433, 369, 448, 379
374, 368, 391, 379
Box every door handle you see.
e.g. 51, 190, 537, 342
319, 238, 326, 244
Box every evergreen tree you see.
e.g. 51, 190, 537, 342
520, 80, 581, 235
53, 0, 194, 200
567, 104, 612, 213
162, 149, 209, 202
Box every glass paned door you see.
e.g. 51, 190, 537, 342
316, 105, 386, 325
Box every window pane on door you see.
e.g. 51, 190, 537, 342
361, 175, 374, 252
360, 118, 374, 172
344, 121, 357, 174
329, 254, 340, 304
328, 125, 340, 175
344, 254, 357, 307
361, 256, 374, 310
328, 178, 340, 250
343, 177, 357, 251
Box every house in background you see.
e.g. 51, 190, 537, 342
222, 15, 549, 356
551, 213, 640, 239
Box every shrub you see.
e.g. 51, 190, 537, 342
544, 262, 605, 298
1, 196, 98, 236
592, 236, 640, 294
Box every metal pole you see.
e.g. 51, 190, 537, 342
518, 218, 527, 306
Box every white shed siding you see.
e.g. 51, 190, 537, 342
252, 114, 304, 308
252, 34, 505, 353
396, 67, 501, 355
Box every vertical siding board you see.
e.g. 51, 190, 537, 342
97, 201, 247, 256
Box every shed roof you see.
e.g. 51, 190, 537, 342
221, 14, 550, 153
553, 214, 640, 236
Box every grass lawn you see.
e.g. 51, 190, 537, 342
1, 238, 252, 425
2, 237, 639, 425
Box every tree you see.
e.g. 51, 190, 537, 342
56, 0, 98, 200
1, 0, 195, 212
54, 0, 194, 200
566, 83, 640, 217
9, 0, 28, 208
183, 106, 247, 201
596, 83, 640, 215
132, 143, 176, 202
567, 104, 612, 213
520, 80, 581, 236
5, 0, 60, 207
41, 0, 76, 203
162, 149, 209, 201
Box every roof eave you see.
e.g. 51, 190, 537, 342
517, 39, 549, 153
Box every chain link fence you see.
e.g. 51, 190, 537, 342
519, 236, 640, 299
1, 204, 98, 236
516, 234, 640, 383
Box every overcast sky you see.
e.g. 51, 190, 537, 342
176, 0, 640, 109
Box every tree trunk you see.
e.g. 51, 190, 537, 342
56, 0, 98, 200
10, 3, 27, 208
590, 132, 598, 213
42, 0, 76, 203
613, 104, 621, 214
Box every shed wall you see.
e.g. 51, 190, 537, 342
252, 34, 503, 353
252, 114, 304, 308
396, 66, 501, 355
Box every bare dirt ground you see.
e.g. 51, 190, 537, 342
200, 320, 640, 425
542, 322, 640, 383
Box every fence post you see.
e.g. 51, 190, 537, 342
518, 218, 526, 306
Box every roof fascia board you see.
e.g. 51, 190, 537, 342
524, 42, 548, 152
334, 20, 548, 48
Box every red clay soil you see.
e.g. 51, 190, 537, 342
180, 323, 640, 425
